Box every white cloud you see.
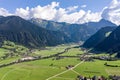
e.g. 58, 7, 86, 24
81, 5, 87, 8
58, 10, 86, 23
8, 1, 100, 24
67, 6, 78, 12
0, 2, 103, 24
29, 2, 59, 20
78, 10, 102, 23
0, 8, 11, 16
53, 8, 67, 21
15, 7, 30, 19
102, 0, 120, 25
1, 1, 120, 25
0, 2, 102, 24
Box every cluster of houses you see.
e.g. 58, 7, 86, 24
0, 56, 41, 68
76, 75, 105, 80
76, 75, 120, 80
0, 47, 71, 68
66, 65, 74, 69
109, 75, 120, 80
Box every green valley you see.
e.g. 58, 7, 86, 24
0, 42, 120, 80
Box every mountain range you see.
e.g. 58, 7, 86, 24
30, 18, 116, 42
0, 15, 117, 48
0, 16, 71, 48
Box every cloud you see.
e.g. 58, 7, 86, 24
1, 1, 120, 25
67, 6, 78, 12
0, 8, 11, 16
14, 2, 101, 24
78, 10, 102, 23
102, 0, 120, 25
81, 5, 87, 8
57, 9, 86, 23
15, 7, 30, 19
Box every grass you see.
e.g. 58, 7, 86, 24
105, 60, 120, 75
0, 57, 20, 64
60, 48, 84, 56
0, 58, 80, 80
33, 44, 79, 57
1, 41, 29, 57
1, 58, 120, 80
0, 48, 9, 57
74, 60, 108, 77
0, 43, 120, 80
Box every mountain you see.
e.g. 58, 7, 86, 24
60, 24, 97, 42
30, 18, 65, 31
0, 16, 4, 18
30, 18, 96, 41
82, 27, 116, 48
30, 18, 117, 42
0, 16, 71, 48
84, 19, 116, 30
94, 26, 120, 53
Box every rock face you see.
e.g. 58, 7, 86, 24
0, 16, 71, 48
30, 18, 116, 42
82, 27, 116, 48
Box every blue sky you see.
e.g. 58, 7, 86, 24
0, 0, 120, 25
0, 0, 111, 12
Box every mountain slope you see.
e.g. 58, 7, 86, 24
0, 16, 71, 48
82, 27, 116, 48
30, 18, 117, 42
94, 26, 120, 53
30, 18, 65, 31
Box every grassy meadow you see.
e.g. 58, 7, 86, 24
0, 43, 120, 80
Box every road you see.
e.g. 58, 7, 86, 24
46, 60, 85, 80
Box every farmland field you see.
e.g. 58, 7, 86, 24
0, 44, 120, 80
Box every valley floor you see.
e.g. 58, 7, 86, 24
0, 44, 120, 80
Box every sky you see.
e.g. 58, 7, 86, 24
0, 0, 120, 25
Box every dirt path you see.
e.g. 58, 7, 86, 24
71, 69, 80, 75
1, 68, 17, 80
46, 60, 84, 80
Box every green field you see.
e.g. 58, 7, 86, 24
0, 43, 120, 80
0, 48, 9, 57
33, 44, 74, 57
60, 48, 84, 56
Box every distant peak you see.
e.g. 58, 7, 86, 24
0, 15, 4, 18
6, 16, 22, 18
99, 19, 109, 22
99, 19, 116, 26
